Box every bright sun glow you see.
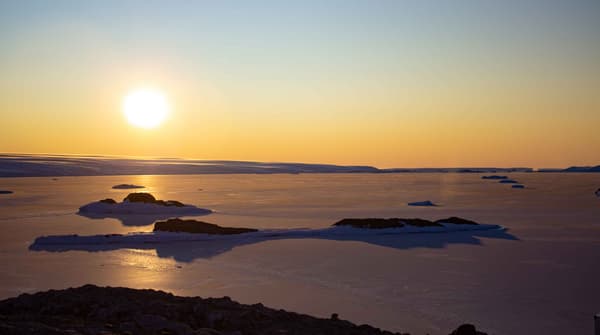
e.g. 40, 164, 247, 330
123, 88, 170, 129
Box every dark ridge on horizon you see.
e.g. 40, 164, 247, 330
0, 154, 597, 177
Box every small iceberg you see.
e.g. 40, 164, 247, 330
78, 192, 212, 216
499, 179, 518, 184
512, 184, 525, 189
407, 200, 437, 207
481, 175, 508, 180
0, 190, 13, 194
112, 184, 145, 189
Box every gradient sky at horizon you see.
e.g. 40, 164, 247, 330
1, 0, 599, 168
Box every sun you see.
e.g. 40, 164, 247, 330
122, 88, 170, 129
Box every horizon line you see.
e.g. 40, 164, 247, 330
1, 152, 596, 171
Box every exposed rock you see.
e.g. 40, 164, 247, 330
0, 285, 416, 335
481, 175, 507, 180
155, 200, 185, 207
121, 193, 186, 207
124, 192, 157, 203
434, 217, 479, 225
334, 218, 443, 228
334, 218, 405, 229
334, 217, 482, 229
407, 200, 437, 207
499, 179, 518, 184
402, 218, 444, 227
449, 323, 488, 335
511, 184, 525, 189
154, 218, 258, 235
112, 184, 145, 189
0, 190, 13, 194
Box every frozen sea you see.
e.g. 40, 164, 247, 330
0, 173, 599, 334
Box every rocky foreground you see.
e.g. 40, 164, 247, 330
0, 285, 487, 335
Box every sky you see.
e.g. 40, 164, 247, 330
0, 0, 599, 168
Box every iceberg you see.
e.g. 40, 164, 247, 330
407, 200, 437, 207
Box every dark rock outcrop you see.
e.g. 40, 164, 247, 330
499, 179, 518, 184
112, 184, 145, 189
334, 217, 481, 229
334, 218, 441, 228
449, 323, 488, 335
434, 217, 479, 225
407, 200, 437, 207
481, 175, 507, 180
0, 285, 414, 335
120, 193, 186, 207
0, 190, 13, 194
124, 192, 157, 203
154, 218, 258, 235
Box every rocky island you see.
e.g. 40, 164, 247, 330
78, 193, 212, 215
0, 285, 487, 335
112, 184, 145, 189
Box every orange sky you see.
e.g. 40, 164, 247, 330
1, 1, 599, 168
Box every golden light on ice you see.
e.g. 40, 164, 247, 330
123, 88, 170, 129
